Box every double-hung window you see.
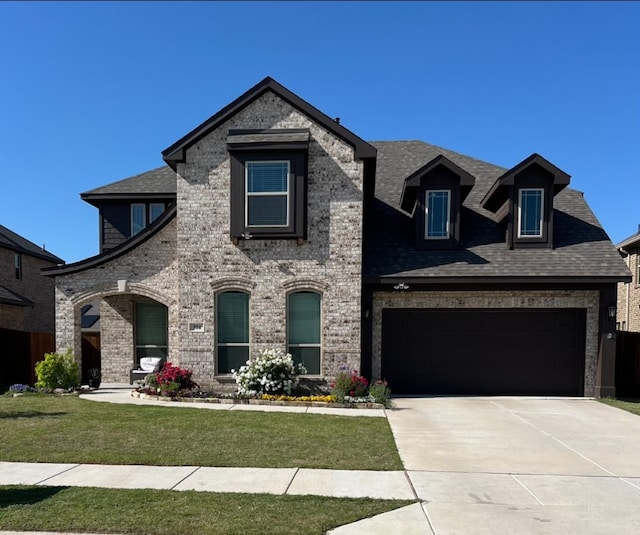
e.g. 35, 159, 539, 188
246, 161, 289, 227
518, 188, 544, 238
287, 291, 321, 375
216, 291, 249, 374
425, 190, 450, 239
14, 253, 21, 280
227, 130, 309, 241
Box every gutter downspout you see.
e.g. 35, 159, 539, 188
620, 246, 631, 330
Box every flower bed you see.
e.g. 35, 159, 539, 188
133, 356, 391, 410
130, 389, 385, 409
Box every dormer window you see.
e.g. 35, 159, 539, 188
425, 190, 451, 239
517, 188, 543, 238
131, 202, 167, 237
228, 129, 309, 241
400, 155, 475, 250
481, 154, 570, 250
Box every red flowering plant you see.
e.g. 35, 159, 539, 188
154, 362, 198, 397
331, 368, 369, 400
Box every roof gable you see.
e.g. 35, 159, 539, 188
481, 153, 571, 213
0, 224, 63, 263
162, 77, 376, 169
400, 154, 476, 214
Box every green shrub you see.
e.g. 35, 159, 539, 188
233, 348, 306, 396
330, 369, 368, 399
34, 349, 80, 390
368, 380, 392, 408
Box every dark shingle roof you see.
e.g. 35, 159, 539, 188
617, 230, 640, 252
0, 224, 64, 263
0, 285, 33, 307
364, 141, 631, 282
81, 166, 177, 198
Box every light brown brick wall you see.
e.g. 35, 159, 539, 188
176, 92, 363, 385
0, 248, 58, 332
617, 252, 640, 332
53, 91, 364, 385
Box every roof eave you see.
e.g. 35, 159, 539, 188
364, 275, 632, 286
617, 233, 640, 251
43, 205, 177, 277
162, 77, 377, 169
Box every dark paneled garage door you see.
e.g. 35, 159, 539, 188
381, 308, 586, 396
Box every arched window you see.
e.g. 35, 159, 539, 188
216, 291, 249, 374
287, 291, 321, 375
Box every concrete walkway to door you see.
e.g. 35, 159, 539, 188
385, 397, 640, 534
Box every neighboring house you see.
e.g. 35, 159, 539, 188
0, 224, 63, 332
44, 77, 630, 397
616, 227, 640, 332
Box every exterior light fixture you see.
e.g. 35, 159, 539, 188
393, 282, 410, 291
608, 306, 617, 320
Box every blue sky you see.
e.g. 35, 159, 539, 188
1, 1, 639, 263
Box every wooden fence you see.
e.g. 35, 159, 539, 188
1, 328, 55, 386
616, 331, 640, 398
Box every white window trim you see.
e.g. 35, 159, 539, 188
245, 160, 290, 228
425, 189, 451, 240
149, 203, 165, 223
517, 188, 544, 238
131, 203, 146, 236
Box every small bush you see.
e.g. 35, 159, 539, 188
331, 369, 368, 399
368, 380, 392, 408
144, 373, 158, 388
155, 363, 197, 396
34, 349, 80, 390
8, 384, 32, 393
233, 348, 306, 396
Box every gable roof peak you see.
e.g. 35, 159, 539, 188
162, 77, 376, 168
481, 152, 571, 213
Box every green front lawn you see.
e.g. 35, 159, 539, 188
0, 486, 414, 535
600, 397, 640, 416
0, 393, 402, 470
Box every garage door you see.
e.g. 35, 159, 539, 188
381, 308, 586, 396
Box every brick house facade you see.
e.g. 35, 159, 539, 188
616, 229, 640, 332
0, 224, 63, 332
45, 78, 630, 397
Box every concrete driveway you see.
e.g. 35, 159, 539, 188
386, 397, 640, 534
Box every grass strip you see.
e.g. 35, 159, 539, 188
0, 394, 402, 470
599, 397, 640, 416
0, 485, 414, 535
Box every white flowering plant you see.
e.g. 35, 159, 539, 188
232, 348, 307, 397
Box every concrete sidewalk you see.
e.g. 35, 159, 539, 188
0, 385, 429, 535
78, 383, 386, 418
0, 461, 416, 500
9, 390, 640, 533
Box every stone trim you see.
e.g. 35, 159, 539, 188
210, 278, 257, 293
371, 290, 599, 396
282, 278, 329, 293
